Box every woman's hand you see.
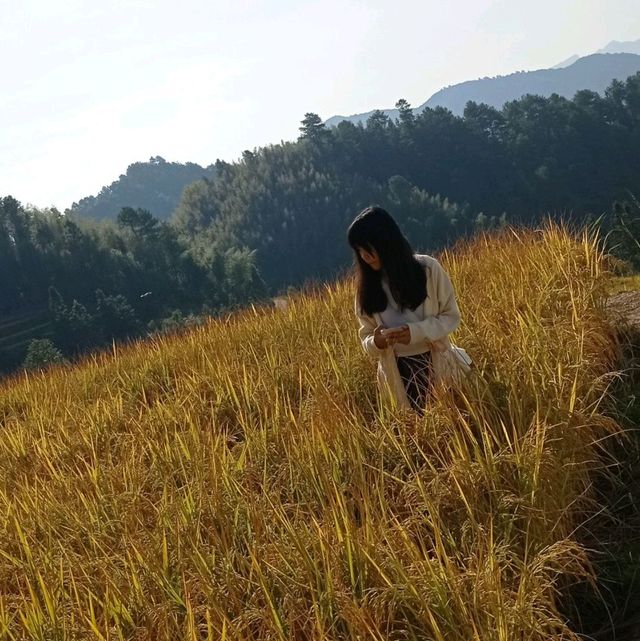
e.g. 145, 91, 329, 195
384, 324, 411, 345
374, 324, 411, 348
373, 324, 389, 349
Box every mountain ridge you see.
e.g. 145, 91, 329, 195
325, 39, 640, 126
66, 155, 216, 221
418, 52, 640, 116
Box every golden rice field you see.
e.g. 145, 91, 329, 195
0, 222, 626, 640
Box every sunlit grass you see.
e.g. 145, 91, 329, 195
608, 274, 640, 295
0, 221, 624, 640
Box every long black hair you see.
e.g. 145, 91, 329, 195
347, 206, 427, 316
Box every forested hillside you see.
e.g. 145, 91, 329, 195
174, 72, 640, 288
67, 156, 216, 221
0, 198, 266, 373
2, 72, 640, 376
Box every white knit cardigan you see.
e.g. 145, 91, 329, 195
354, 253, 462, 410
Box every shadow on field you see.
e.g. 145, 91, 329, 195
561, 319, 640, 641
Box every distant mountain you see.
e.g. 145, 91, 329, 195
552, 37, 640, 69
552, 54, 580, 69
420, 53, 640, 116
325, 108, 398, 128
67, 156, 216, 221
598, 38, 640, 55
326, 49, 640, 125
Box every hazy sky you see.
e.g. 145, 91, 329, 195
2, 0, 639, 211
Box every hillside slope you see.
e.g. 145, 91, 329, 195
67, 156, 216, 221
0, 223, 624, 640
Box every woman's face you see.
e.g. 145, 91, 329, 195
357, 245, 381, 271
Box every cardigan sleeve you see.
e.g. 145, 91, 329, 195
406, 258, 461, 344
354, 295, 387, 359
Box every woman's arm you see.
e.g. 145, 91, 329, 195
406, 258, 461, 344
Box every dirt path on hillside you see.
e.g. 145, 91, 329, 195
585, 289, 640, 641
607, 290, 640, 331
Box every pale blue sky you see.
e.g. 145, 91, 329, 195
2, 0, 639, 211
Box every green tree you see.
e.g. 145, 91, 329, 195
395, 99, 415, 127
366, 109, 392, 130
298, 113, 328, 141
607, 195, 640, 269
147, 309, 203, 335
48, 286, 67, 319
23, 339, 64, 370
117, 207, 158, 237
95, 289, 141, 340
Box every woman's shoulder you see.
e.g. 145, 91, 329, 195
413, 253, 439, 270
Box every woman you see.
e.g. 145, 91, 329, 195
347, 206, 462, 414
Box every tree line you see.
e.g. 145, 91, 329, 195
173, 73, 640, 289
0, 199, 265, 373
2, 71, 640, 374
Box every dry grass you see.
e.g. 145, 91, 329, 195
0, 222, 624, 640
608, 274, 640, 296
